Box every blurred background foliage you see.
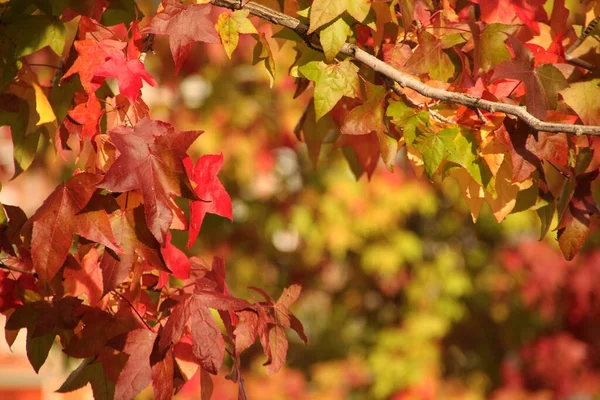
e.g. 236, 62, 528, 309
2, 1, 600, 398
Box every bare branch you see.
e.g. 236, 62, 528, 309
210, 0, 600, 136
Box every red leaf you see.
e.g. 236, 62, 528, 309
234, 310, 259, 355
151, 349, 174, 400
67, 93, 103, 140
99, 118, 202, 245
29, 173, 120, 283
190, 303, 225, 374
161, 232, 191, 279
61, 39, 126, 94
93, 49, 157, 105
63, 248, 104, 306
184, 154, 232, 248
266, 325, 288, 375
142, 0, 220, 74
114, 329, 157, 400
557, 206, 590, 261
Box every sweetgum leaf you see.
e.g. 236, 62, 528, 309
5, 15, 65, 58
216, 9, 257, 59
151, 348, 174, 400
319, 17, 351, 62
490, 36, 549, 119
472, 23, 515, 73
341, 83, 387, 136
190, 303, 225, 374
560, 78, 600, 125
26, 330, 55, 373
99, 118, 202, 245
557, 207, 589, 260
57, 357, 115, 400
61, 39, 126, 94
266, 325, 287, 375
308, 0, 370, 33
299, 60, 360, 121
405, 30, 455, 82
114, 329, 157, 400
93, 49, 157, 105
101, 203, 167, 295
142, 0, 220, 74
29, 173, 120, 284
184, 154, 232, 249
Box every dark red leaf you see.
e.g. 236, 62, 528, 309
114, 329, 157, 400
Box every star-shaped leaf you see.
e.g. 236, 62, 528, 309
299, 59, 360, 121
93, 49, 157, 105
142, 0, 220, 74
99, 118, 202, 245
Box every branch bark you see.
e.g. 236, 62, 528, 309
210, 0, 600, 136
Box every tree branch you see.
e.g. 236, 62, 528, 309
210, 0, 600, 136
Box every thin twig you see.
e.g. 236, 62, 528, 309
210, 0, 600, 136
0, 260, 32, 274
112, 289, 154, 331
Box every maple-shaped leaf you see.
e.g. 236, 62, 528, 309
216, 9, 258, 59
490, 36, 554, 119
99, 118, 202, 245
93, 49, 157, 104
114, 329, 157, 400
308, 0, 370, 33
183, 154, 232, 249
405, 30, 455, 82
61, 39, 126, 94
471, 22, 516, 73
142, 0, 220, 74
299, 60, 360, 121
29, 173, 121, 284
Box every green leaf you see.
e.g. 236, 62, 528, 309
216, 10, 258, 59
474, 23, 515, 72
57, 358, 115, 400
253, 32, 276, 86
320, 17, 352, 62
101, 0, 142, 26
6, 15, 65, 58
536, 198, 555, 240
299, 101, 336, 167
26, 329, 55, 373
299, 59, 360, 121
535, 64, 568, 110
413, 126, 446, 178
386, 100, 429, 145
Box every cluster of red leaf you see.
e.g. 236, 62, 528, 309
0, 0, 306, 399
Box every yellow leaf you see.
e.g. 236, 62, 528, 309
451, 168, 485, 222
485, 161, 520, 222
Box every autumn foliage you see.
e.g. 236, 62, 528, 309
2, 0, 600, 399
